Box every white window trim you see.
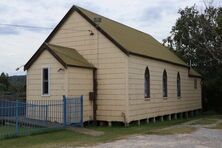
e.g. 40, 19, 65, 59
41, 65, 50, 97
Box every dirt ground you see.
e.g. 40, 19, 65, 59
89, 128, 222, 148
87, 119, 222, 148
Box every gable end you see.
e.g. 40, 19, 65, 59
24, 44, 67, 70
44, 5, 130, 56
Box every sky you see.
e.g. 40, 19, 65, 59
0, 0, 220, 76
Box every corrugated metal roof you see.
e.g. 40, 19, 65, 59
25, 5, 201, 77
46, 43, 94, 69
76, 6, 188, 66
75, 6, 201, 77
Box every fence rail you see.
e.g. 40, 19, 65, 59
0, 96, 83, 140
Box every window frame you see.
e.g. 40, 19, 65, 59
177, 72, 181, 98
41, 66, 50, 96
162, 70, 168, 98
144, 66, 150, 99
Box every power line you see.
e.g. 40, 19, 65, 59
0, 23, 92, 32
0, 23, 53, 30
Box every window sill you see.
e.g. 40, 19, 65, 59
144, 98, 150, 101
41, 94, 50, 97
163, 97, 168, 100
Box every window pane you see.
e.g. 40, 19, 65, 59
42, 68, 49, 95
43, 68, 48, 80
177, 73, 181, 97
43, 82, 48, 94
144, 67, 150, 98
163, 70, 167, 97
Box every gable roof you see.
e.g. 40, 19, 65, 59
74, 6, 189, 67
26, 5, 201, 77
74, 6, 202, 77
24, 43, 95, 70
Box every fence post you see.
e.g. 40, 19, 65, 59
45, 105, 48, 124
63, 96, 67, 127
80, 95, 83, 127
15, 100, 19, 136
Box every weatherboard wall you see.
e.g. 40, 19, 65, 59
26, 50, 66, 122
128, 55, 202, 122
26, 50, 94, 122
26, 50, 66, 101
49, 11, 129, 122
67, 67, 94, 121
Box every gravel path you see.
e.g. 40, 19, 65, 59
88, 128, 222, 148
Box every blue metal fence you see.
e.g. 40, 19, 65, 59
0, 95, 83, 139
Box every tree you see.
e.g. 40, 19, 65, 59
163, 5, 222, 112
0, 72, 9, 91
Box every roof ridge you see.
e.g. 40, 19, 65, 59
74, 5, 155, 39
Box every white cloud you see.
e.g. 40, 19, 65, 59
0, 0, 218, 75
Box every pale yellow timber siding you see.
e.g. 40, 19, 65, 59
128, 55, 202, 122
26, 50, 67, 122
67, 67, 93, 122
49, 11, 129, 122
26, 50, 66, 100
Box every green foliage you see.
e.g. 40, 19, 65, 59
8, 75, 26, 93
0, 83, 7, 92
164, 6, 222, 73
0, 73, 26, 99
0, 72, 9, 91
164, 5, 222, 113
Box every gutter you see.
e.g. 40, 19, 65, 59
93, 69, 97, 125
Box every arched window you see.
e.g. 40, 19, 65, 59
144, 67, 150, 98
177, 72, 181, 97
163, 70, 168, 97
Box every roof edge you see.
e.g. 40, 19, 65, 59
27, 5, 197, 72
45, 6, 74, 43
24, 43, 97, 71
129, 52, 189, 68
188, 74, 202, 78
67, 64, 96, 70
130, 52, 202, 78
24, 43, 67, 71
73, 5, 130, 56
24, 44, 45, 71
188, 68, 202, 78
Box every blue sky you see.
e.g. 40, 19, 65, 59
0, 0, 219, 76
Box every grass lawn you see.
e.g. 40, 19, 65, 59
147, 126, 197, 135
0, 125, 16, 133
190, 118, 218, 125
0, 124, 48, 140
0, 114, 221, 148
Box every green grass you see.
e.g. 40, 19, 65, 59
0, 124, 49, 140
147, 126, 197, 135
190, 118, 218, 125
188, 115, 222, 125
0, 114, 221, 148
0, 125, 16, 133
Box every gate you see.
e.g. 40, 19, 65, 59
0, 95, 83, 139
63, 96, 83, 127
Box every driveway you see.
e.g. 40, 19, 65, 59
89, 128, 222, 148
86, 118, 222, 148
